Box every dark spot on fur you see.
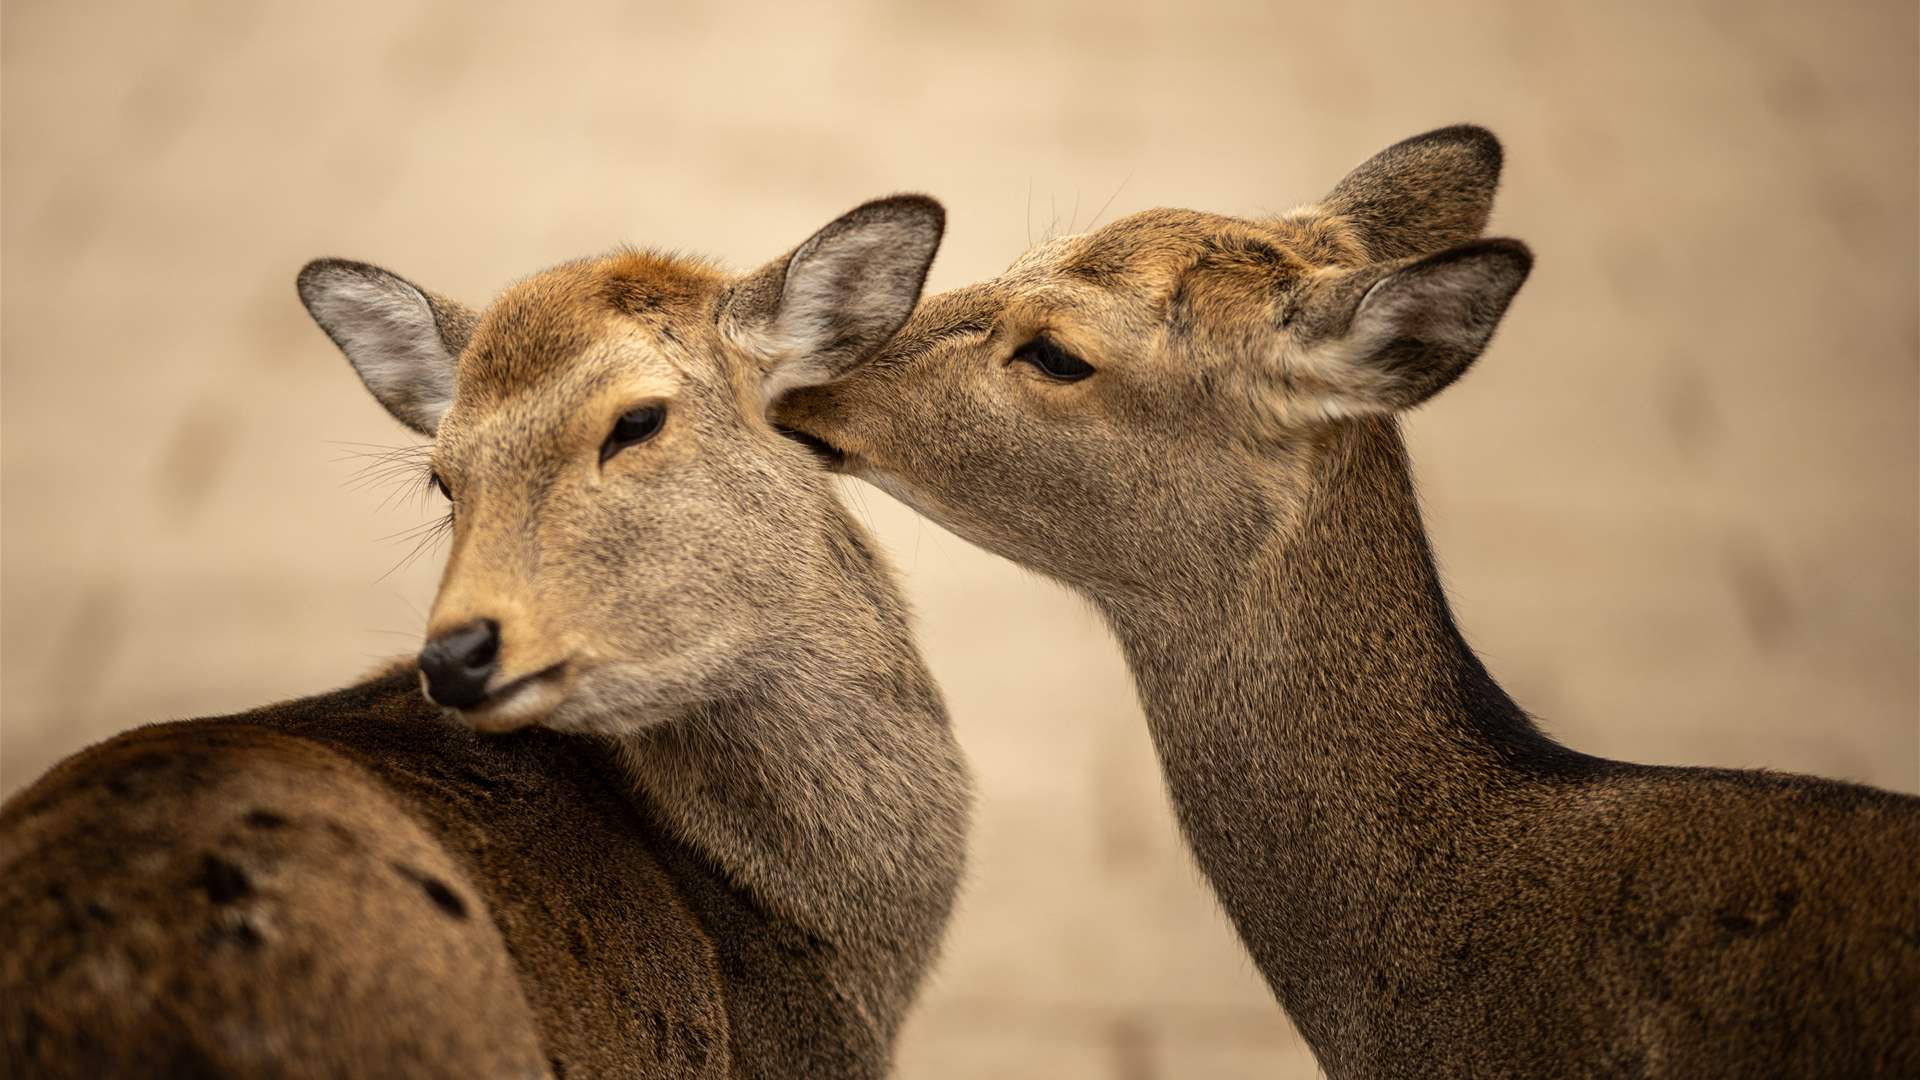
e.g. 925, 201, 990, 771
773, 923, 829, 962
646, 1009, 670, 1059
243, 809, 288, 829
21, 1008, 45, 1057
1717, 889, 1799, 941
83, 901, 116, 926
102, 752, 174, 800
201, 914, 264, 951
191, 854, 252, 905
17, 790, 66, 818
455, 767, 500, 793
322, 819, 358, 847
157, 1039, 225, 1077
392, 862, 468, 919
549, 1056, 567, 1079
682, 1022, 714, 1068
286, 948, 318, 979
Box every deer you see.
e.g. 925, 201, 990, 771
0, 196, 972, 1079
772, 129, 1920, 1077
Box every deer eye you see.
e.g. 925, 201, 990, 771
602, 403, 667, 463
1011, 335, 1095, 381
430, 473, 451, 500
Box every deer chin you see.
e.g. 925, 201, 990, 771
455, 663, 570, 734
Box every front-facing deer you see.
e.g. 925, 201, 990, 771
1, 197, 971, 1078
775, 131, 1920, 1076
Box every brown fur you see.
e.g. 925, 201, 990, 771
1, 197, 972, 1078
774, 130, 1920, 1076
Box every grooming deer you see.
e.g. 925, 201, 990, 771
773, 130, 1920, 1077
1, 196, 971, 1079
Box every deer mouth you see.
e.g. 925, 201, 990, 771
461, 662, 569, 733
775, 424, 848, 471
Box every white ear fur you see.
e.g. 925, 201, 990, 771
1280, 238, 1532, 418
726, 196, 945, 402
298, 260, 463, 436
760, 359, 830, 404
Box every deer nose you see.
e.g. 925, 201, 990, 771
418, 620, 500, 709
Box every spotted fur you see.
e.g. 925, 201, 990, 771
2, 196, 972, 1079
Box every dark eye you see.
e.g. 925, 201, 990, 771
1012, 335, 1095, 381
430, 473, 451, 500
602, 403, 667, 462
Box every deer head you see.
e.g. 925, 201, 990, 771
300, 196, 944, 732
773, 127, 1530, 597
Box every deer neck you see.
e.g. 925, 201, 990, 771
612, 524, 971, 1019
1095, 417, 1583, 1040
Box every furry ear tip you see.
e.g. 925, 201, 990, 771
1429, 123, 1502, 157
847, 194, 946, 237
297, 257, 376, 282
1484, 237, 1531, 273
877, 192, 945, 218
296, 258, 386, 308
1460, 235, 1531, 264
1478, 238, 1532, 288
1418, 237, 1533, 279
296, 258, 342, 299
1402, 124, 1504, 179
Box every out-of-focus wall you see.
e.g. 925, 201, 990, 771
3, 2, 1914, 1075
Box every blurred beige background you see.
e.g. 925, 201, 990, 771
3, 1, 1915, 1076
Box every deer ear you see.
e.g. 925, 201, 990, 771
298, 259, 478, 436
1281, 238, 1532, 417
724, 195, 944, 402
1321, 125, 1504, 261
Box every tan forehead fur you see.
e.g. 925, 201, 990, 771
456, 250, 729, 408
871, 206, 1367, 372
1015, 208, 1364, 287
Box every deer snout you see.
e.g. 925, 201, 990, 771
418, 619, 500, 709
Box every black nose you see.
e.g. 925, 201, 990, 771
419, 620, 499, 709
